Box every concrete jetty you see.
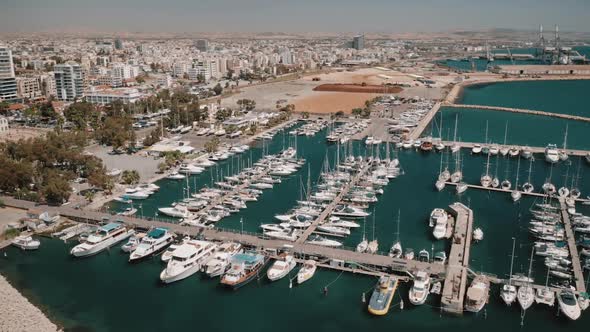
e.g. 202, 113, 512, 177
409, 102, 441, 140
445, 103, 590, 123
558, 198, 586, 293
441, 202, 473, 314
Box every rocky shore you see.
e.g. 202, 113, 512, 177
0, 275, 59, 332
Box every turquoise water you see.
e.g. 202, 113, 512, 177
2, 135, 590, 331
427, 106, 590, 150
458, 80, 590, 117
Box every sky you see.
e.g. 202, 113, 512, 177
1, 0, 590, 34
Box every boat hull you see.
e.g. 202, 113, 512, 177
71, 230, 134, 258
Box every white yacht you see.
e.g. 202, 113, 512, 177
158, 204, 191, 218
166, 172, 186, 180
517, 285, 534, 310
544, 144, 559, 163
331, 205, 369, 218
501, 284, 517, 306
161, 236, 191, 262
297, 260, 317, 284
129, 228, 175, 262
409, 271, 430, 305
121, 232, 146, 252
267, 254, 297, 281
464, 275, 490, 313
306, 235, 341, 247
557, 289, 581, 320
160, 240, 217, 284
429, 208, 448, 228
204, 242, 243, 277
11, 235, 41, 250
178, 164, 205, 175
70, 223, 134, 257
471, 144, 482, 154
432, 211, 448, 240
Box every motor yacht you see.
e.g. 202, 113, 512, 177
557, 289, 581, 320
129, 228, 175, 262
296, 259, 317, 284
464, 275, 490, 313
545, 144, 559, 163
121, 232, 146, 252
220, 251, 269, 289
160, 240, 217, 283
71, 223, 134, 257
11, 235, 40, 250
409, 271, 430, 305
204, 242, 243, 277
267, 254, 296, 281
158, 204, 191, 219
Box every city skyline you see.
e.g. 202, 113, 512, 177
2, 0, 590, 34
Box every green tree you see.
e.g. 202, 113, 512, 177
351, 108, 363, 118
213, 83, 223, 96
204, 137, 220, 153
121, 170, 140, 185
157, 162, 168, 173
84, 191, 95, 202
42, 172, 72, 205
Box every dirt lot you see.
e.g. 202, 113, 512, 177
313, 84, 403, 93
0, 127, 49, 143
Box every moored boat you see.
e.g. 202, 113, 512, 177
221, 251, 269, 289
367, 275, 398, 315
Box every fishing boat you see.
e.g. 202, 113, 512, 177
557, 289, 581, 320
367, 275, 398, 315
203, 242, 243, 277
70, 223, 134, 257
11, 235, 40, 250
464, 275, 490, 313
267, 254, 296, 281
297, 259, 317, 284
409, 271, 430, 305
160, 240, 217, 283
129, 228, 175, 262
220, 251, 269, 289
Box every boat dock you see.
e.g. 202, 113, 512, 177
295, 164, 371, 244
445, 103, 590, 123
558, 197, 587, 293
439, 140, 590, 157
409, 102, 441, 140
441, 202, 473, 314
1, 196, 446, 278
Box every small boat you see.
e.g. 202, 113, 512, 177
267, 254, 296, 281
473, 228, 484, 242
11, 236, 40, 250
557, 289, 581, 320
129, 228, 175, 262
418, 249, 429, 263
456, 182, 468, 194
429, 208, 448, 228
409, 271, 430, 305
158, 204, 191, 218
121, 233, 146, 252
545, 144, 559, 164
404, 248, 415, 260
430, 282, 442, 295
535, 288, 555, 307
166, 172, 186, 180
501, 284, 517, 306
471, 144, 482, 154
117, 207, 137, 216
367, 275, 398, 315
297, 259, 317, 284
433, 251, 447, 264
464, 275, 490, 313
306, 235, 341, 247
220, 251, 269, 289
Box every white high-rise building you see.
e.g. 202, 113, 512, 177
54, 63, 86, 101
111, 63, 139, 80
0, 45, 18, 102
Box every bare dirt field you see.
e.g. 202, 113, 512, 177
0, 127, 49, 143
293, 92, 382, 114
313, 83, 403, 94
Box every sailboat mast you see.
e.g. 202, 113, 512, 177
515, 157, 521, 187
508, 237, 516, 284
453, 113, 458, 142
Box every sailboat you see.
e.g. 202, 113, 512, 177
500, 238, 517, 306
542, 164, 556, 195
522, 158, 535, 193
500, 156, 511, 190
481, 120, 490, 154
534, 268, 555, 306
389, 210, 402, 258
450, 113, 461, 153
517, 247, 535, 311
511, 157, 522, 202
558, 164, 570, 198
559, 124, 569, 161
367, 208, 379, 254
451, 152, 463, 183
435, 153, 448, 191
356, 218, 369, 253
480, 153, 492, 187
499, 122, 509, 156
491, 154, 500, 188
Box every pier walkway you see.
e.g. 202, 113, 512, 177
445, 103, 590, 123
440, 140, 590, 157
558, 198, 586, 293
1, 197, 446, 278
441, 203, 473, 314
295, 163, 371, 244
409, 102, 441, 140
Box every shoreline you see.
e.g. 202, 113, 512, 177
0, 274, 62, 332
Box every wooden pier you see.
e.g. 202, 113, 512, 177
445, 103, 590, 124
441, 203, 473, 314
558, 197, 587, 293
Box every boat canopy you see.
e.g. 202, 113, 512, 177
101, 222, 122, 232
233, 252, 263, 264
148, 228, 167, 239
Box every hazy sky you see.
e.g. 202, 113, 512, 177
1, 0, 590, 33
